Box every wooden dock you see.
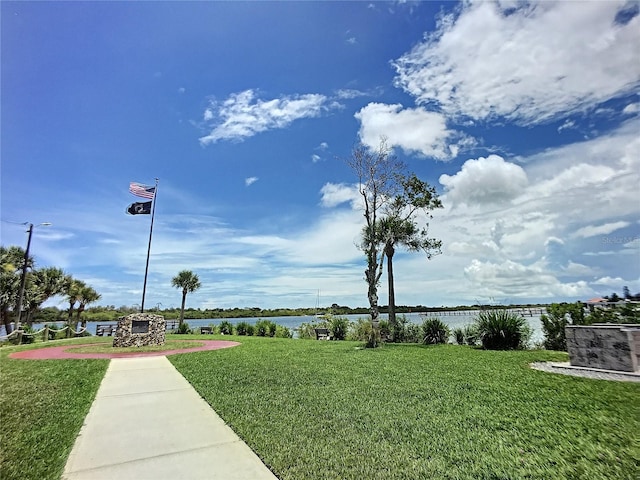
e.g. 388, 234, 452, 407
421, 308, 546, 318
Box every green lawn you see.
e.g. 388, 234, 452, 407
170, 336, 640, 480
1, 336, 638, 480
0, 338, 109, 480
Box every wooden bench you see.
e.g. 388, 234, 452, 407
200, 326, 213, 334
96, 324, 116, 336
314, 328, 332, 340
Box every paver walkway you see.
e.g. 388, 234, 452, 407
62, 356, 278, 480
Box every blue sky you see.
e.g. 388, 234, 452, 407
2, 1, 639, 310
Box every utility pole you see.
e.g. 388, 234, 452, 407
14, 222, 51, 331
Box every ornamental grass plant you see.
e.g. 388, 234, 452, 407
473, 310, 532, 350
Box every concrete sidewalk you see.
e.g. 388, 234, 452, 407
63, 356, 278, 480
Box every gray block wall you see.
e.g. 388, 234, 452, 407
565, 324, 640, 372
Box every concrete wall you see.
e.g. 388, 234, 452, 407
113, 313, 165, 347
565, 324, 640, 372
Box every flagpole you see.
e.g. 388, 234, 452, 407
140, 178, 158, 313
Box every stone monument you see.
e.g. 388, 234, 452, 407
565, 324, 640, 372
113, 313, 166, 348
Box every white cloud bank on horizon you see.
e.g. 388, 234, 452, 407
429, 119, 640, 303
393, 1, 640, 124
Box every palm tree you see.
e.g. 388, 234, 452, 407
76, 285, 101, 328
380, 174, 443, 341
378, 217, 418, 339
24, 267, 67, 326
64, 277, 85, 336
171, 270, 201, 328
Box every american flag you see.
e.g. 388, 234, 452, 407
129, 182, 156, 199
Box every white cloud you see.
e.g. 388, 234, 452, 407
319, 183, 360, 208
557, 120, 575, 133
529, 164, 617, 200
354, 102, 472, 160
317, 142, 329, 150
439, 155, 528, 207
425, 120, 639, 303
245, 176, 258, 187
335, 89, 366, 99
393, 1, 640, 124
573, 221, 630, 239
199, 90, 336, 144
463, 259, 591, 298
592, 276, 626, 287
24, 120, 639, 310
346, 37, 356, 45
623, 102, 640, 115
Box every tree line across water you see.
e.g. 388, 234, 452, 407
23, 303, 555, 324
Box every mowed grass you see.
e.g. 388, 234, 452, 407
0, 338, 109, 480
170, 336, 640, 480
1, 335, 638, 480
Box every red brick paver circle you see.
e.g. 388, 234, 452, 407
8, 340, 241, 360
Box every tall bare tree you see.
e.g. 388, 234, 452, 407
348, 139, 403, 346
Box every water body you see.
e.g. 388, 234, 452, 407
15, 311, 544, 343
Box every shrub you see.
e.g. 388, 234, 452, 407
236, 321, 250, 336
268, 321, 277, 337
541, 302, 587, 351
297, 319, 329, 339
329, 316, 350, 340
378, 319, 391, 342
345, 317, 380, 347
463, 324, 479, 346
346, 318, 370, 342
541, 312, 568, 350
453, 328, 465, 345
219, 320, 234, 335
364, 323, 382, 348
390, 314, 416, 342
176, 322, 191, 334
473, 310, 530, 350
404, 323, 422, 343
275, 325, 292, 338
296, 322, 316, 340
421, 317, 450, 345
255, 320, 276, 337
